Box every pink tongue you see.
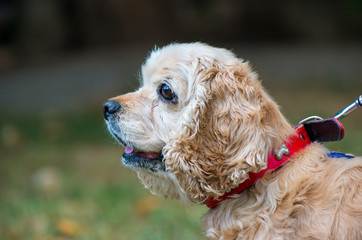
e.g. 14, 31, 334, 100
125, 146, 134, 154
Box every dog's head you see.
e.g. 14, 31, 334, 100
103, 43, 293, 202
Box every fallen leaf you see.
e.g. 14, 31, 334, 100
56, 218, 81, 237
31, 166, 63, 196
134, 195, 160, 218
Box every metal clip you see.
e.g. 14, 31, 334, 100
275, 144, 290, 160
298, 116, 323, 125
333, 95, 362, 120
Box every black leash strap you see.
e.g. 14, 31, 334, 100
303, 118, 344, 142
301, 95, 361, 143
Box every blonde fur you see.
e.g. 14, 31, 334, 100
106, 43, 362, 239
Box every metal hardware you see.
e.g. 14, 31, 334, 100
298, 116, 323, 125
333, 95, 362, 120
275, 144, 290, 160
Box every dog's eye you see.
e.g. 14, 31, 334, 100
158, 83, 178, 103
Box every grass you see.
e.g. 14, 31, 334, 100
0, 112, 206, 240
0, 84, 361, 240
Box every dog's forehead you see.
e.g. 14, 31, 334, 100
141, 50, 190, 86
140, 43, 236, 86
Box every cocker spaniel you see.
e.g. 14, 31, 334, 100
103, 43, 362, 239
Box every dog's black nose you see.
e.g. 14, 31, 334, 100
103, 100, 121, 120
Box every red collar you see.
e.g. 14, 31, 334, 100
204, 124, 312, 208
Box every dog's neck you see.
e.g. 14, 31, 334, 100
204, 124, 312, 208
204, 117, 345, 208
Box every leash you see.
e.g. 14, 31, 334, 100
204, 95, 361, 208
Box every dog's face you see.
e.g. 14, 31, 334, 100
104, 43, 292, 202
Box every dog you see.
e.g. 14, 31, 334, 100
103, 43, 362, 239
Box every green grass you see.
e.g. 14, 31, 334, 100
0, 85, 361, 240
0, 112, 206, 240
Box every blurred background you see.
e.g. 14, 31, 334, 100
0, 0, 361, 239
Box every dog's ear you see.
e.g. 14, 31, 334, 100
164, 59, 293, 201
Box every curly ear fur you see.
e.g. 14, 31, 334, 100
164, 59, 293, 201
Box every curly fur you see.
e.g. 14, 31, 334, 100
105, 43, 362, 239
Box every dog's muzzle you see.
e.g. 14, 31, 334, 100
103, 99, 166, 173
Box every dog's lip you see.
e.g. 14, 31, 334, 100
123, 145, 162, 161
122, 147, 165, 172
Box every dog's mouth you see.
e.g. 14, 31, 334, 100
106, 122, 166, 173
122, 146, 165, 173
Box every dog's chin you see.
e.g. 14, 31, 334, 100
122, 150, 165, 173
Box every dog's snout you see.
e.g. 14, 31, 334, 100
103, 100, 121, 120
